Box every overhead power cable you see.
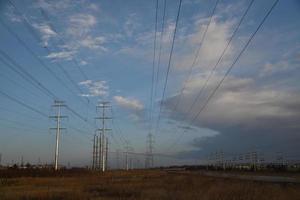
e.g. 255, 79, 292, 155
166, 0, 279, 153
190, 0, 279, 123
0, 72, 40, 98
110, 107, 129, 146
163, 0, 254, 152
3, 2, 90, 106
0, 48, 93, 130
173, 0, 220, 111
154, 0, 183, 135
185, 0, 254, 116
0, 90, 48, 118
0, 18, 80, 101
0, 50, 58, 99
148, 0, 159, 133
154, 0, 167, 100
39, 6, 89, 81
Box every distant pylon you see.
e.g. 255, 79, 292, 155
92, 135, 95, 169
145, 133, 154, 168
116, 149, 120, 169
105, 137, 108, 170
92, 134, 99, 170
49, 100, 67, 171
125, 146, 129, 171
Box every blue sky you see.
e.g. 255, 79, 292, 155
0, 0, 299, 167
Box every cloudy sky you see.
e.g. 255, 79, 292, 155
0, 0, 299, 166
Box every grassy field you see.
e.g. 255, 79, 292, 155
0, 169, 299, 200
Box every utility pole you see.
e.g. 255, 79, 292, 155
99, 134, 103, 170
50, 100, 67, 171
116, 149, 120, 169
105, 137, 108, 170
145, 133, 154, 168
125, 143, 129, 171
92, 134, 96, 170
21, 155, 24, 168
96, 101, 112, 172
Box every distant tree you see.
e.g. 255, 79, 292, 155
25, 162, 31, 169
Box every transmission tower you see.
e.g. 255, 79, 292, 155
116, 149, 120, 169
105, 137, 109, 170
49, 100, 67, 171
96, 101, 112, 172
145, 133, 154, 168
125, 143, 129, 171
92, 134, 99, 170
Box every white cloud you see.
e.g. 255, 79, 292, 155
79, 60, 88, 66
46, 50, 75, 61
67, 14, 97, 37
36, 0, 73, 13
5, 6, 22, 23
33, 23, 57, 46
79, 36, 107, 51
61, 13, 108, 53
166, 73, 300, 129
259, 52, 300, 77
113, 96, 144, 111
124, 13, 139, 37
87, 3, 99, 11
79, 80, 109, 97
174, 16, 235, 71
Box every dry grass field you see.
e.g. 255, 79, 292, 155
0, 169, 299, 200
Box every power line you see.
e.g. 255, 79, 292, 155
154, 0, 182, 135
190, 0, 279, 123
166, 0, 279, 153
0, 124, 46, 134
0, 90, 48, 118
66, 106, 87, 121
0, 49, 94, 132
0, 18, 79, 100
0, 48, 95, 131
0, 10, 89, 107
0, 49, 58, 99
39, 6, 89, 81
0, 72, 40, 98
185, 0, 254, 117
0, 13, 95, 130
110, 107, 129, 146
163, 0, 254, 152
0, 106, 42, 121
0, 118, 45, 132
154, 0, 167, 100
149, 0, 159, 130
146, 0, 159, 169
173, 0, 220, 111
7, 0, 90, 105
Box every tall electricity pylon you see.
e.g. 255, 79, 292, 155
92, 135, 96, 169
49, 100, 67, 171
96, 101, 112, 172
92, 134, 100, 170
125, 144, 129, 171
116, 149, 120, 169
145, 133, 154, 168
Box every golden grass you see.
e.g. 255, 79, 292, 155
0, 170, 299, 200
